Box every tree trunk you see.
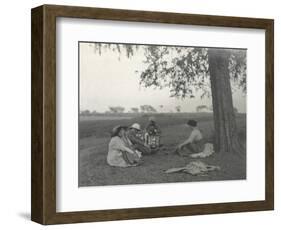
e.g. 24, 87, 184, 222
208, 49, 243, 154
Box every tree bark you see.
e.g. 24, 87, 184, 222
208, 49, 243, 154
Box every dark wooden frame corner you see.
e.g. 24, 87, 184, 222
31, 4, 274, 225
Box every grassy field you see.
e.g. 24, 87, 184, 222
79, 113, 246, 187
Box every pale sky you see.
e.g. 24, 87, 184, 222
79, 42, 246, 113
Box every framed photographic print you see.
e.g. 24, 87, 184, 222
31, 4, 274, 225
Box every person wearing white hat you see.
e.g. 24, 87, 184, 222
131, 123, 141, 130
126, 123, 152, 155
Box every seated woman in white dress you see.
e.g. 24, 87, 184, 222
107, 125, 141, 167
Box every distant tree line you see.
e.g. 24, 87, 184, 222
195, 105, 238, 113
81, 104, 236, 115
80, 110, 97, 116
80, 104, 159, 115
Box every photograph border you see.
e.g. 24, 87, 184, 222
31, 4, 274, 225
78, 40, 248, 187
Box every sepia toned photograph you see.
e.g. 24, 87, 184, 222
78, 41, 247, 187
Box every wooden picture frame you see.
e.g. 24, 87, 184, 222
31, 4, 274, 225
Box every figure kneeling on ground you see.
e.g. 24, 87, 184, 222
144, 116, 161, 153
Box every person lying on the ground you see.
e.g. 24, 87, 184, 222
175, 119, 205, 156
107, 125, 141, 167
126, 123, 152, 155
144, 116, 161, 151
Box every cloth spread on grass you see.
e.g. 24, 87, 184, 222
165, 161, 220, 175
190, 143, 214, 158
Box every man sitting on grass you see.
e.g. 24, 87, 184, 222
126, 123, 152, 155
175, 119, 205, 156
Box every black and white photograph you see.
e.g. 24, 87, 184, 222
78, 41, 247, 187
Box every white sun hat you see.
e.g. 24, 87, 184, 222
131, 123, 141, 130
